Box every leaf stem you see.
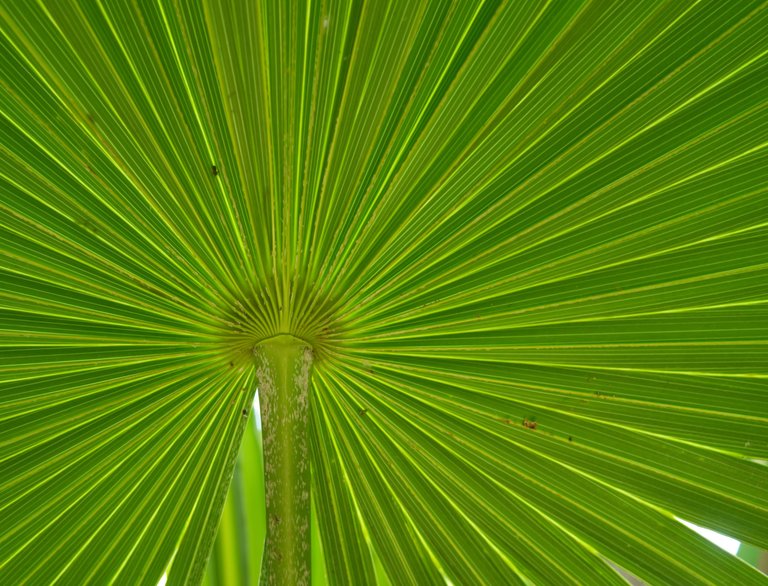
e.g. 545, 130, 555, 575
253, 335, 313, 585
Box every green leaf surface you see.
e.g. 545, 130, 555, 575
1, 0, 767, 584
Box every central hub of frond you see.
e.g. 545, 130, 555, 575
217, 284, 342, 369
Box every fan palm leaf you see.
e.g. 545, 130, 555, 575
1, 0, 767, 584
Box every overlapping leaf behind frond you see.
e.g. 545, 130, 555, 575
1, 0, 767, 584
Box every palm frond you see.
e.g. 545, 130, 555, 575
1, 0, 767, 584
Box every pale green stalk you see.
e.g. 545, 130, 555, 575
253, 335, 314, 585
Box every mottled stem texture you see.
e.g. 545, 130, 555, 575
254, 335, 314, 585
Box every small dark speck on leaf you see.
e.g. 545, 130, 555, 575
522, 418, 537, 430
242, 409, 248, 416
212, 165, 219, 176
359, 408, 368, 416
568, 436, 573, 442
229, 361, 234, 368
